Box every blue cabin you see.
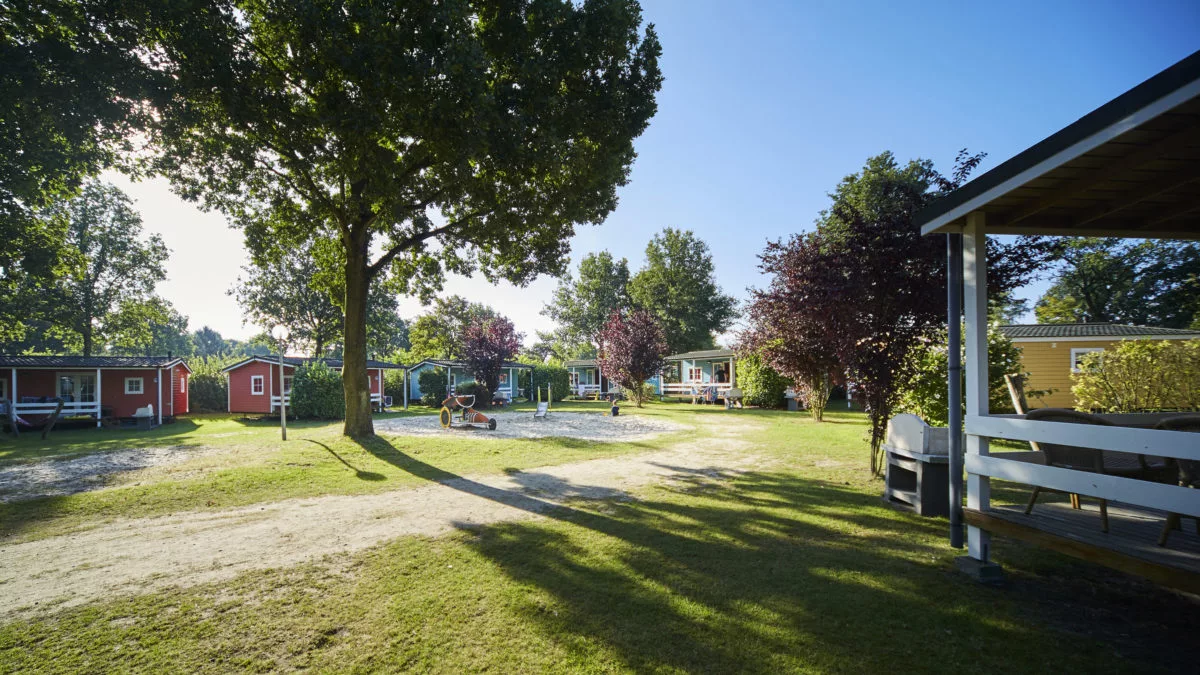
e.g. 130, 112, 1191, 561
406, 359, 532, 402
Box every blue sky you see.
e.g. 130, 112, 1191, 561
111, 0, 1200, 342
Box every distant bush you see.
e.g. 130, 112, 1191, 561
531, 364, 569, 402
454, 380, 492, 408
383, 369, 407, 404
1073, 339, 1200, 413
289, 362, 345, 419
419, 367, 448, 407
736, 354, 788, 408
622, 382, 657, 406
187, 355, 241, 412
898, 326, 1026, 427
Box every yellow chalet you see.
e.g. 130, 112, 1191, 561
999, 322, 1200, 408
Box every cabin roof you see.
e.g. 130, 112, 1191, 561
221, 356, 403, 373
664, 348, 736, 361
0, 355, 192, 372
997, 323, 1200, 340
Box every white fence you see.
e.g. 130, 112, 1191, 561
12, 401, 101, 417
660, 382, 732, 396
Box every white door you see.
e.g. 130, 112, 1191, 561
56, 373, 97, 403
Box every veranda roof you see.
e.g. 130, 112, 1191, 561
916, 49, 1200, 240
664, 349, 735, 361
997, 323, 1200, 340
0, 355, 191, 371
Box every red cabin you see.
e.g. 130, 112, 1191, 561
0, 355, 191, 427
222, 356, 403, 414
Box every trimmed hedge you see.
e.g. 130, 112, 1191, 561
454, 380, 492, 408
419, 367, 448, 407
289, 362, 345, 419
737, 354, 788, 408
187, 355, 241, 412
531, 364, 569, 402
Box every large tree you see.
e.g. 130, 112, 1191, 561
462, 316, 524, 395
1035, 238, 1200, 328
597, 309, 667, 407
747, 151, 1057, 474
43, 180, 171, 355
147, 0, 663, 437
192, 326, 227, 361
542, 251, 632, 351
109, 297, 193, 356
1, 1, 156, 342
628, 228, 737, 355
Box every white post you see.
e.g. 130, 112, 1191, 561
10, 368, 15, 403
403, 369, 409, 410
447, 367, 451, 395
279, 354, 287, 441
963, 212, 992, 562
95, 368, 102, 428
156, 368, 163, 425
729, 357, 735, 387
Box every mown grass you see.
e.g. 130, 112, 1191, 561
1, 408, 1196, 673
0, 402, 693, 542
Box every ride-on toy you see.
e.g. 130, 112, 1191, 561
439, 394, 497, 431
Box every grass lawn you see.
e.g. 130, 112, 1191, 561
0, 401, 690, 542
1, 407, 1197, 673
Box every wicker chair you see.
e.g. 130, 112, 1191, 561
1023, 408, 1171, 532
1153, 415, 1200, 547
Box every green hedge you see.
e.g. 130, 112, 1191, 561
289, 362, 345, 419
531, 364, 569, 402
737, 354, 788, 408
454, 380, 492, 408
419, 367, 448, 407
383, 369, 407, 403
187, 355, 241, 412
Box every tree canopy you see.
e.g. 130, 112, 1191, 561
542, 251, 632, 351
1035, 238, 1200, 328
463, 316, 524, 394
143, 0, 662, 436
597, 309, 667, 407
628, 228, 737, 355
408, 296, 499, 362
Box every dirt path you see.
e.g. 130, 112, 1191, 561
0, 417, 765, 618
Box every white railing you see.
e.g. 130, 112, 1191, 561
12, 401, 101, 417
967, 414, 1200, 519
661, 382, 732, 396
270, 394, 290, 411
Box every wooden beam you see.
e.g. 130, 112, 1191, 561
1073, 164, 1200, 227
964, 508, 1200, 595
1004, 126, 1200, 225
1144, 196, 1200, 227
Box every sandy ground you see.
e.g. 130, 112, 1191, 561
375, 410, 684, 440
0, 446, 225, 503
0, 417, 764, 618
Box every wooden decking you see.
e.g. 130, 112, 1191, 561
967, 501, 1200, 594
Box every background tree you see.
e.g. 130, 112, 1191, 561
147, 0, 662, 437
462, 317, 524, 395
108, 297, 193, 356
41, 180, 170, 355
543, 251, 632, 351
742, 233, 844, 422
192, 326, 227, 362
408, 297, 499, 361
597, 309, 668, 407
1035, 238, 1200, 328
628, 228, 737, 354
233, 240, 409, 358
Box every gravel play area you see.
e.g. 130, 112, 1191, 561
375, 411, 684, 441
0, 446, 217, 503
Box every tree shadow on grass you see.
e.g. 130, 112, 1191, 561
303, 440, 386, 481
346, 434, 1200, 673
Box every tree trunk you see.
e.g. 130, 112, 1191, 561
342, 231, 374, 438
82, 324, 94, 357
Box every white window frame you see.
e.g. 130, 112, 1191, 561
1070, 347, 1104, 373
0, 377, 7, 401
181, 375, 187, 393
688, 367, 703, 382
499, 372, 508, 385
283, 376, 293, 394
124, 377, 144, 395
569, 371, 579, 387
251, 375, 264, 395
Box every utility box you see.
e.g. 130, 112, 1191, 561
883, 414, 951, 517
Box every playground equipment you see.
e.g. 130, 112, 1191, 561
439, 394, 497, 431
533, 384, 553, 419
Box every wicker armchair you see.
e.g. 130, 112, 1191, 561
1023, 408, 1170, 532
1153, 415, 1200, 547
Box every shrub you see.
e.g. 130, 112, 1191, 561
1073, 339, 1200, 413
453, 380, 492, 408
531, 364, 570, 402
736, 354, 788, 408
187, 355, 241, 412
622, 382, 657, 406
897, 325, 1026, 427
419, 367, 448, 407
383, 368, 407, 404
289, 362, 345, 419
